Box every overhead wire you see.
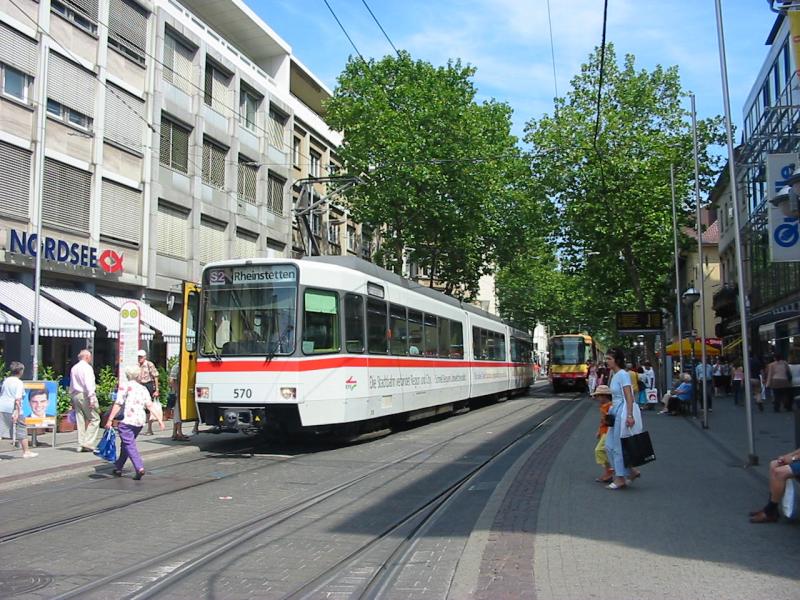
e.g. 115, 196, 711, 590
323, 0, 365, 62
545, 0, 559, 105
360, 0, 400, 57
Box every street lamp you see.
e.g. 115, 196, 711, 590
682, 286, 700, 416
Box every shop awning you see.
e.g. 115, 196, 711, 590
0, 308, 20, 333
42, 286, 155, 341
0, 280, 95, 338
100, 295, 181, 343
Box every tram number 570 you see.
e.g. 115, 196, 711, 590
233, 388, 253, 399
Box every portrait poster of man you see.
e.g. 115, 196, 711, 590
22, 381, 57, 427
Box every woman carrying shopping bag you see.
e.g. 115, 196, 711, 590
105, 365, 164, 480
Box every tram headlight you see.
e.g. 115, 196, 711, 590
280, 386, 296, 400
196, 386, 210, 401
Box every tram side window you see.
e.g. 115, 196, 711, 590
367, 298, 388, 354
423, 313, 438, 357
344, 293, 364, 353
389, 304, 408, 356
496, 332, 507, 361
510, 338, 520, 362
437, 318, 450, 358
472, 326, 483, 359
449, 321, 464, 359
302, 289, 340, 354
408, 309, 423, 355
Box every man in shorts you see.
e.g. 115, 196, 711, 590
749, 447, 800, 523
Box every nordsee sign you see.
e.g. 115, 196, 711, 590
8, 229, 123, 273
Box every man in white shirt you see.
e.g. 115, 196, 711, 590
0, 361, 37, 458
695, 360, 714, 411
69, 349, 100, 452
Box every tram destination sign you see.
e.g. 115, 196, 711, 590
616, 311, 663, 334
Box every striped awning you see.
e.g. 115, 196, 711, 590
0, 280, 95, 338
0, 308, 20, 333
42, 286, 155, 341
101, 295, 181, 343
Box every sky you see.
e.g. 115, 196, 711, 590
249, 0, 778, 143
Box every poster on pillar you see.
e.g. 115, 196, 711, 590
766, 153, 800, 263
118, 301, 141, 390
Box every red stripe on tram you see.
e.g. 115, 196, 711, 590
196, 357, 528, 373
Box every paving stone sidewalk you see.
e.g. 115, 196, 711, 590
458, 391, 800, 600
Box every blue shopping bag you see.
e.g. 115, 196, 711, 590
94, 428, 117, 463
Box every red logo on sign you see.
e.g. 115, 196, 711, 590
98, 249, 123, 273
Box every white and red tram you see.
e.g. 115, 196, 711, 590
192, 256, 534, 435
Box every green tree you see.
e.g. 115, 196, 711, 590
325, 52, 522, 297
521, 44, 723, 333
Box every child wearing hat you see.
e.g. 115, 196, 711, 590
592, 384, 614, 483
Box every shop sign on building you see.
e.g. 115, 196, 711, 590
118, 300, 141, 389
7, 229, 124, 273
765, 154, 800, 263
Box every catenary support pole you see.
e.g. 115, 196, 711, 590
714, 0, 757, 464
670, 165, 684, 375
690, 93, 709, 429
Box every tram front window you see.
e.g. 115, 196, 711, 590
201, 266, 297, 357
551, 338, 585, 365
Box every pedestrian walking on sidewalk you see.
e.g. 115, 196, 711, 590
587, 360, 598, 394
604, 348, 642, 490
732, 362, 744, 405
695, 360, 713, 412
749, 355, 765, 412
749, 447, 800, 523
592, 384, 614, 483
765, 353, 793, 412
168, 362, 189, 441
0, 362, 37, 458
106, 365, 165, 480
136, 350, 159, 435
69, 350, 100, 452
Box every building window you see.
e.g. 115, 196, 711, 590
1, 64, 30, 103
267, 107, 286, 149
329, 162, 339, 175
235, 228, 259, 258
267, 174, 284, 216
311, 212, 322, 237
204, 61, 231, 116
310, 150, 320, 178
157, 201, 189, 258
347, 225, 357, 252
327, 220, 340, 245
239, 88, 259, 132
0, 141, 32, 219
108, 0, 148, 66
199, 217, 227, 264
159, 117, 190, 173
104, 84, 145, 150
202, 139, 227, 189
43, 158, 91, 232
101, 179, 142, 245
361, 232, 373, 259
163, 30, 195, 95
50, 0, 98, 36
293, 137, 301, 168
46, 99, 92, 131
238, 156, 258, 205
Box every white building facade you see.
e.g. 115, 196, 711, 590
0, 0, 342, 372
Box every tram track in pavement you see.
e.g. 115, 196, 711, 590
49, 387, 581, 600
0, 439, 297, 545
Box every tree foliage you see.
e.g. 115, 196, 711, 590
501, 44, 724, 337
325, 52, 522, 298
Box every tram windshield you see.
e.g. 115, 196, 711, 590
550, 337, 588, 365
200, 264, 298, 357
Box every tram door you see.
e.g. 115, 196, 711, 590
179, 281, 200, 423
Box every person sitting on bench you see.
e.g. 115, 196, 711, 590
660, 373, 692, 415
749, 448, 800, 523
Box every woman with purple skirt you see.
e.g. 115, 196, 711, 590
105, 365, 164, 480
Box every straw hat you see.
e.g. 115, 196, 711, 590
591, 384, 611, 397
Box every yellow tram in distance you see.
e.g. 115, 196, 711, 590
548, 333, 602, 393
